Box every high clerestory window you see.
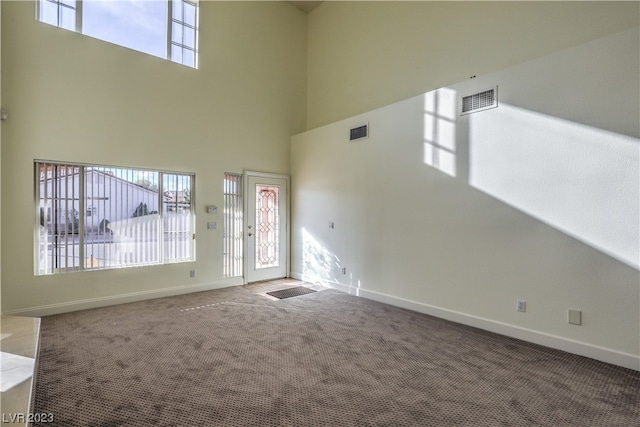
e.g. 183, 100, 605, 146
37, 0, 199, 68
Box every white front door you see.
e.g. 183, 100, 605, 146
245, 172, 289, 283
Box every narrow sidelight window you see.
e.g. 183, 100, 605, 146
223, 173, 243, 278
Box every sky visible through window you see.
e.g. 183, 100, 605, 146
38, 0, 197, 68
84, 1, 168, 60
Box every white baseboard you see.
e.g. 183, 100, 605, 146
290, 271, 305, 281
3, 277, 244, 317
293, 272, 639, 371
10, 271, 639, 371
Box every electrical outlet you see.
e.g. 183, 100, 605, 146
516, 299, 526, 313
190, 270, 196, 278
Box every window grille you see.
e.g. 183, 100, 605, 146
223, 173, 243, 278
35, 161, 195, 275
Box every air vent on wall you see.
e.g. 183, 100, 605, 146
349, 123, 369, 141
460, 86, 498, 115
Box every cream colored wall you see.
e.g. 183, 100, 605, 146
291, 27, 640, 369
1, 1, 307, 313
0, 0, 3, 314
307, 1, 640, 129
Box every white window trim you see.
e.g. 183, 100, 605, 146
35, 160, 196, 275
168, 0, 200, 68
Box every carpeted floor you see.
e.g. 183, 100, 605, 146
32, 284, 639, 426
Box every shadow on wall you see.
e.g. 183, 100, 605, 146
423, 88, 639, 269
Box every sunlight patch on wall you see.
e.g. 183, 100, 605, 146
469, 104, 639, 269
301, 228, 340, 284
423, 88, 457, 177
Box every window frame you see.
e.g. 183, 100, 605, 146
223, 172, 243, 278
36, 0, 199, 69
168, 0, 199, 68
35, 160, 196, 275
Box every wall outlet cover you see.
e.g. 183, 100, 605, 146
568, 309, 582, 325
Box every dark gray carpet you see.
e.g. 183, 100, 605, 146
32, 286, 639, 426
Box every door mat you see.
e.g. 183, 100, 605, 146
266, 286, 317, 299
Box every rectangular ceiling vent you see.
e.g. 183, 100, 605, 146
460, 86, 498, 115
349, 123, 369, 141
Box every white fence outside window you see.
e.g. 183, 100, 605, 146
35, 161, 195, 275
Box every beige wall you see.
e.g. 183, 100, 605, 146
307, 1, 640, 129
1, 1, 307, 313
0, 0, 3, 314
291, 27, 640, 369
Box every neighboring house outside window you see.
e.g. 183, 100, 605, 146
35, 161, 195, 274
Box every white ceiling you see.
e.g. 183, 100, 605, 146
288, 1, 323, 14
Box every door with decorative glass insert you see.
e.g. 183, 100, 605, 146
245, 173, 289, 283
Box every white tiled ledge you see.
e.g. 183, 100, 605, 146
0, 315, 41, 426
